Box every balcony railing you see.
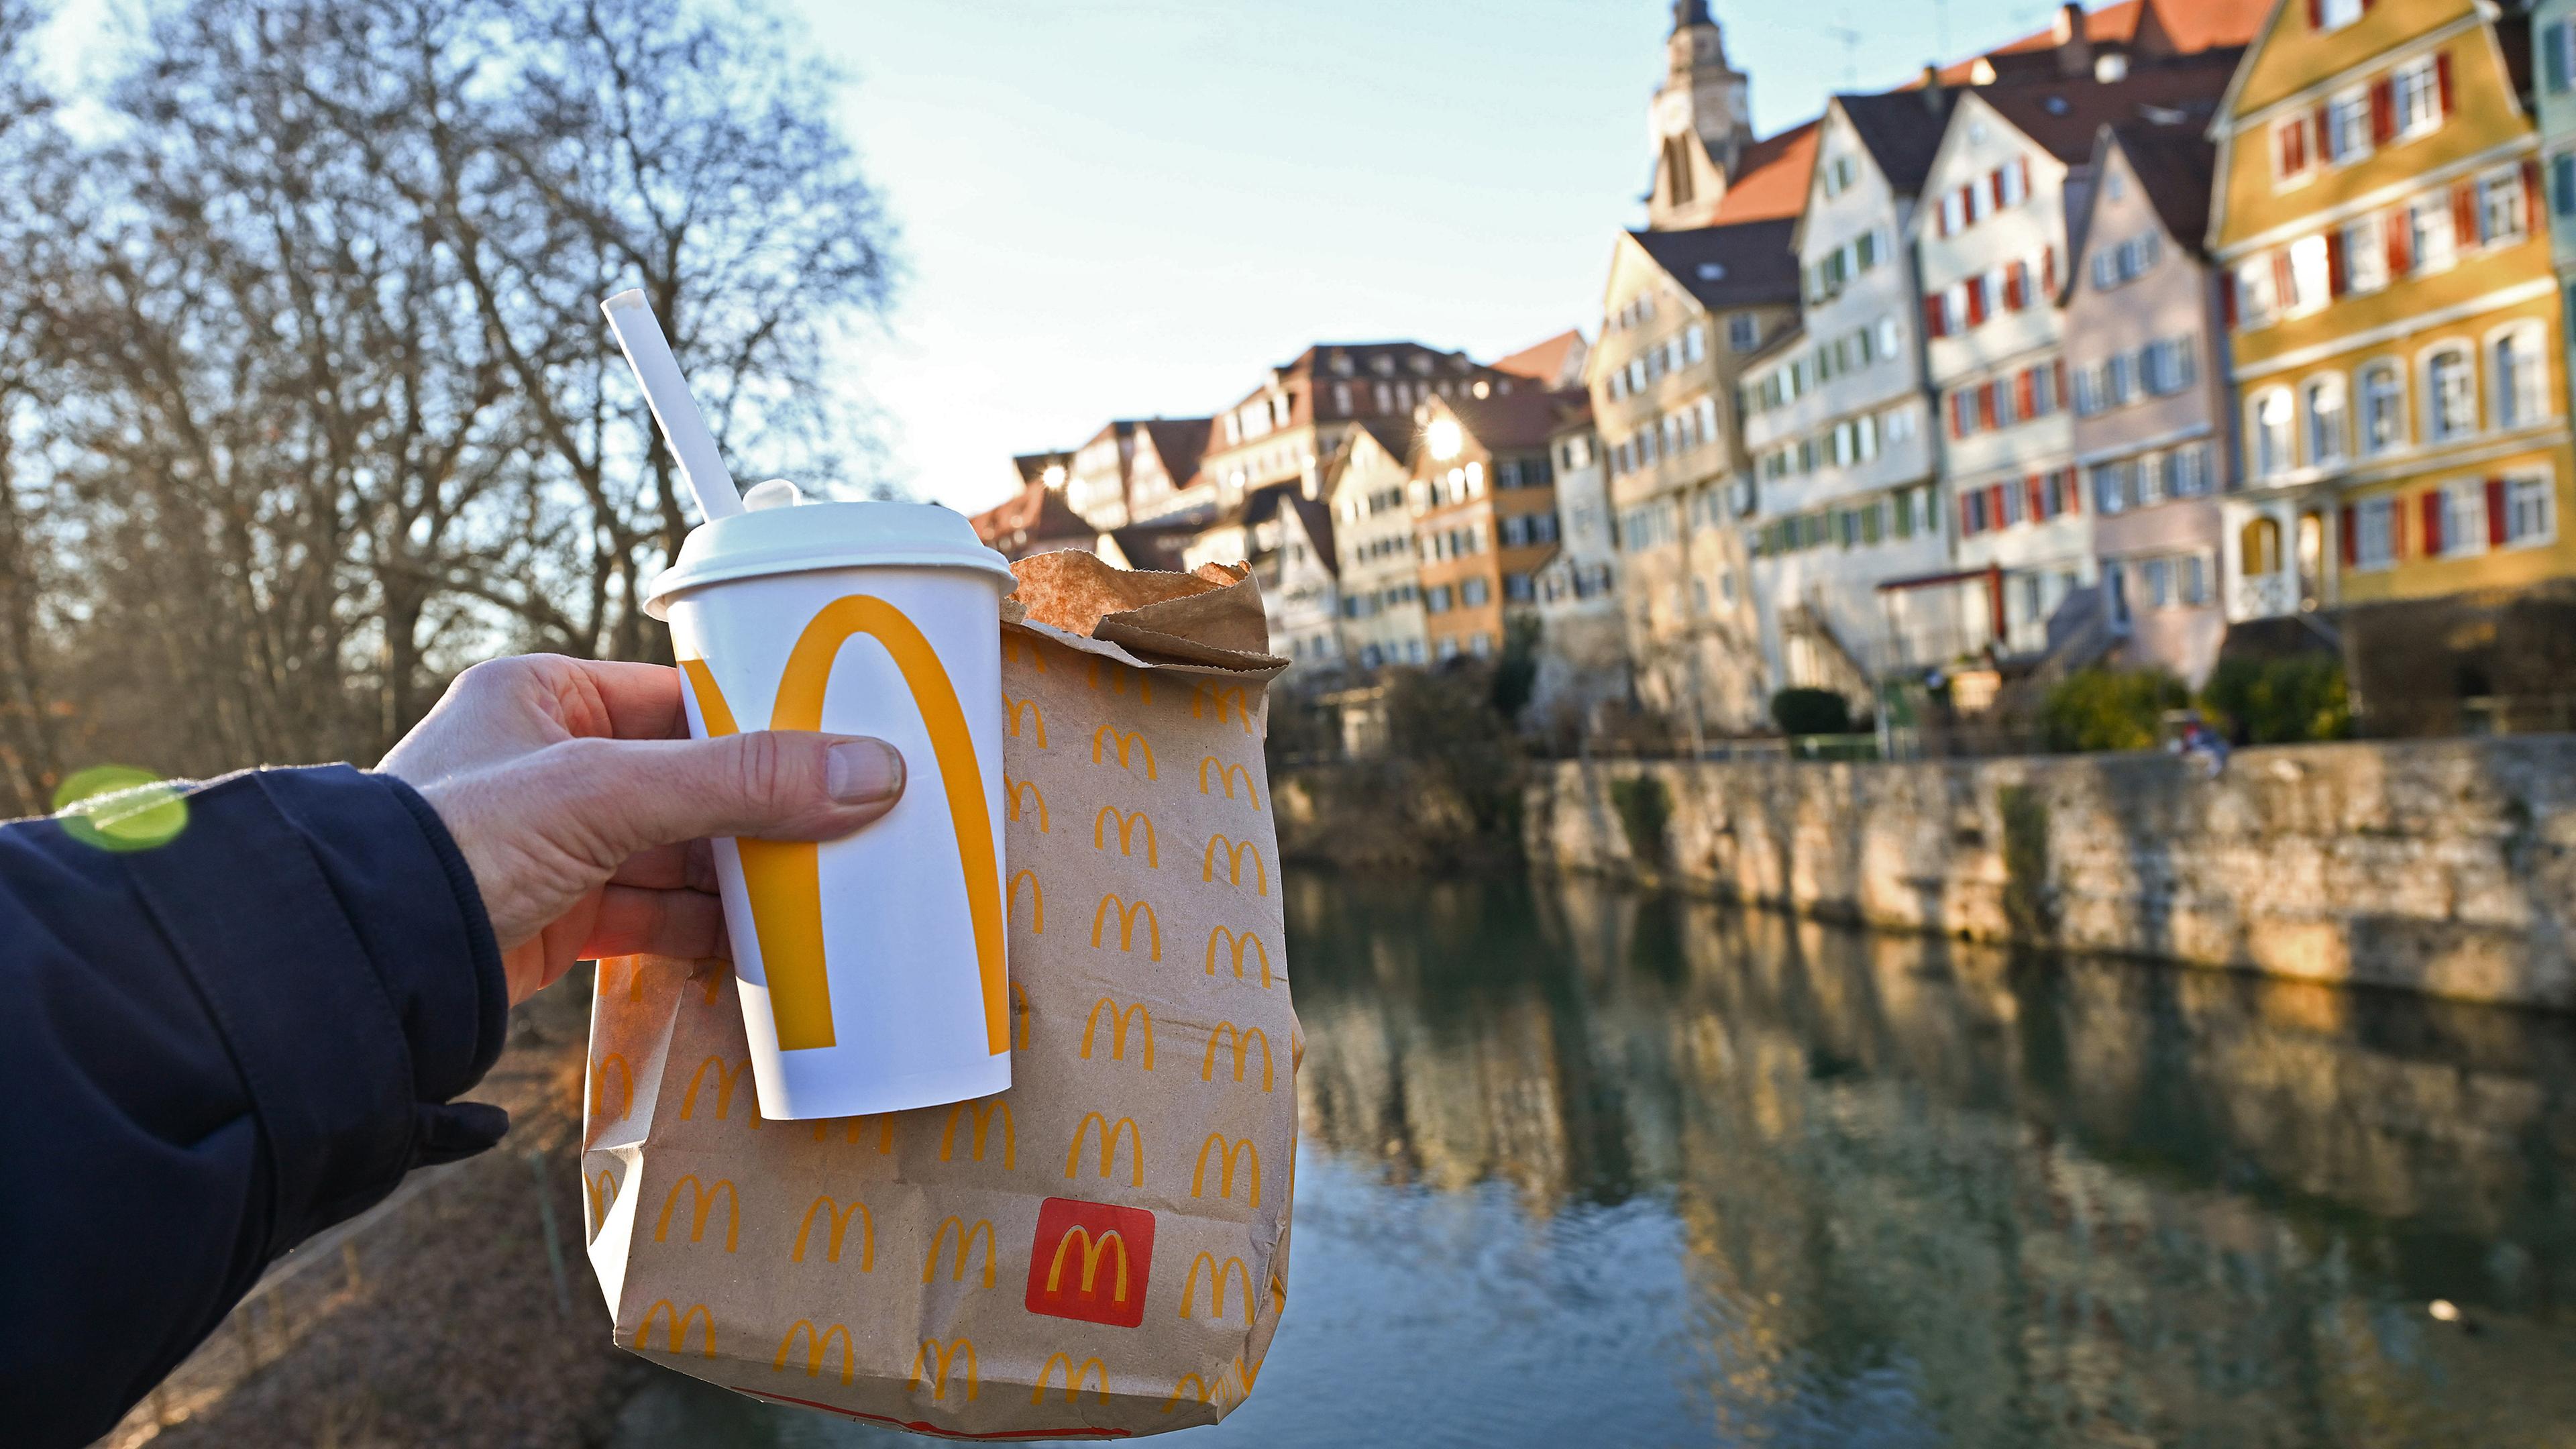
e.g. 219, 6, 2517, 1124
2233, 570, 2296, 619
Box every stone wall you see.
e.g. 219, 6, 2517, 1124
1523, 739, 2576, 1009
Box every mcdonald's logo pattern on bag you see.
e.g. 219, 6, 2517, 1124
589, 620, 1295, 1429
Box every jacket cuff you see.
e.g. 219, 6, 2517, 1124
121, 765, 510, 1253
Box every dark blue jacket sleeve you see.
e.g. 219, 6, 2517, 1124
0, 765, 510, 1448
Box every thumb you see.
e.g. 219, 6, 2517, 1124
580, 731, 908, 853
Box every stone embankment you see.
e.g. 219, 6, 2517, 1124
1521, 739, 2576, 1010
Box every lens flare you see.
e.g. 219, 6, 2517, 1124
52, 765, 190, 853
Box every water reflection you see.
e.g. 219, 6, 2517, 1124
614, 869, 2576, 1448
1286, 871, 2576, 1448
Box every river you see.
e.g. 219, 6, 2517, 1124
614, 867, 2576, 1447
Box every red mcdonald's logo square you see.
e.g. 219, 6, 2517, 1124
1026, 1196, 1155, 1328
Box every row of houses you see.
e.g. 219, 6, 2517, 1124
977, 0, 2576, 743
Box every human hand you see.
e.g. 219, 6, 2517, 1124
379, 655, 904, 1004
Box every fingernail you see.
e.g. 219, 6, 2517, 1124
826, 739, 905, 805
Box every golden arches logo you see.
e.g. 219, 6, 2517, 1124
1045, 1228, 1131, 1303
774, 1320, 855, 1384
1011, 981, 1032, 1051
924, 1216, 998, 1288
635, 1300, 715, 1358
1203, 1022, 1273, 1091
1203, 835, 1268, 894
810, 1114, 898, 1152
792, 1195, 873, 1269
941, 1099, 1015, 1169
591, 1053, 633, 1121
1193, 684, 1254, 735
910, 1337, 978, 1400
1065, 1112, 1144, 1186
1093, 805, 1159, 865
596, 957, 648, 1001
679, 594, 1008, 1057
1087, 657, 1154, 702
1163, 1364, 1245, 1414
1205, 926, 1275, 987
1003, 634, 1048, 671
1193, 1135, 1260, 1206
1197, 756, 1263, 810
680, 1055, 760, 1128
1033, 1350, 1111, 1405
586, 1169, 621, 1228
1092, 725, 1157, 777
1091, 894, 1161, 959
1081, 997, 1155, 1070
1005, 776, 1049, 832
1180, 1252, 1255, 1325
655, 1175, 740, 1252
1010, 869, 1044, 933
1002, 692, 1047, 747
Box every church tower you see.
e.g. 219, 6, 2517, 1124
1646, 1, 1752, 230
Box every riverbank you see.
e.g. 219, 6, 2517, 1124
1519, 737, 2576, 1010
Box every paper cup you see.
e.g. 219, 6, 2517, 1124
643, 500, 1016, 1120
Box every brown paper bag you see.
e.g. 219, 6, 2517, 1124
581, 551, 1300, 1438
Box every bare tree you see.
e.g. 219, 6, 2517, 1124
0, 0, 74, 814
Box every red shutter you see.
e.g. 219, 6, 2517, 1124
2453, 181, 2480, 246
1978, 384, 1998, 429
2005, 262, 2026, 309
2220, 274, 2239, 327
1936, 199, 1951, 239
1966, 276, 1988, 325
1925, 294, 1947, 337
2370, 80, 2396, 144
1988, 168, 2006, 211
2015, 369, 2037, 418
2487, 477, 2509, 546
2273, 249, 2297, 309
2304, 0, 2323, 26
1988, 483, 2008, 528
2340, 506, 2359, 566
2027, 474, 2047, 521
1949, 391, 1968, 438
2326, 227, 2349, 297
2314, 103, 2334, 162
2527, 160, 2546, 231
2063, 468, 2082, 514
2437, 51, 2455, 117
2386, 208, 2413, 274
2053, 358, 2069, 405
1961, 493, 1978, 535
2422, 492, 2445, 556
2042, 246, 2059, 292
2017, 156, 2032, 197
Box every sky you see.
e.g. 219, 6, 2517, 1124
807, 1, 2070, 514
38, 0, 2070, 513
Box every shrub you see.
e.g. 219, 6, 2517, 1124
2037, 667, 2187, 753
2202, 654, 2351, 745
1770, 687, 1854, 737
1609, 774, 1670, 867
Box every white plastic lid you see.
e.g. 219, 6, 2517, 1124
642, 498, 1016, 619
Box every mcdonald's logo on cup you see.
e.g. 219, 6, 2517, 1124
1026, 1196, 1157, 1328
649, 500, 1016, 1121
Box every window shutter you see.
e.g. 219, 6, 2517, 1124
2041, 246, 2058, 292
1966, 276, 1988, 325
2453, 181, 2480, 246
2027, 474, 2047, 521
2553, 24, 2573, 93
2053, 359, 2069, 407
2487, 477, 2509, 545
2063, 468, 2083, 514
2421, 492, 2445, 557
2220, 274, 2239, 327
2018, 156, 2033, 197
2015, 369, 2037, 418
2304, 0, 2322, 27
1949, 391, 1968, 438
2437, 51, 2455, 117
2326, 227, 2348, 298
2526, 159, 2545, 229
2004, 262, 2025, 310
2340, 506, 2359, 566
2272, 249, 2296, 309
2314, 103, 2334, 161
1924, 294, 1947, 337
1988, 483, 2008, 528
1977, 384, 1997, 429
2386, 208, 2413, 274
2370, 80, 2396, 144
1961, 492, 1978, 535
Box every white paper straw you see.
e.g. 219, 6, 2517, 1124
600, 289, 744, 522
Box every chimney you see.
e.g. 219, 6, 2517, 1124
2054, 3, 2092, 78
1921, 63, 1945, 111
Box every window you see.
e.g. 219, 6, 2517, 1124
2243, 517, 2284, 575
2106, 352, 2136, 407
2392, 58, 2441, 140
2287, 234, 2331, 313
2237, 256, 2281, 327
1684, 324, 1708, 364
2342, 219, 2389, 294
2477, 168, 2528, 246
1461, 576, 1490, 607
1726, 313, 1758, 353
1940, 189, 1968, 235
2304, 376, 2348, 465
2426, 347, 2476, 441
2354, 496, 2396, 569
2254, 388, 2295, 478
2325, 89, 2371, 164
2494, 325, 2546, 430
2091, 461, 2130, 515
2318, 0, 2362, 28
2173, 443, 2213, 498
2144, 338, 2196, 395
2557, 154, 2576, 219
2438, 482, 2487, 557
1426, 584, 1454, 613
2274, 115, 2311, 180
2359, 362, 2404, 455
2409, 194, 2457, 272
2506, 474, 2556, 545
2550, 20, 2576, 95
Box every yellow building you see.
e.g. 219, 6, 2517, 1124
2211, 0, 2576, 642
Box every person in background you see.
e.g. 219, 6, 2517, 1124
0, 655, 909, 1448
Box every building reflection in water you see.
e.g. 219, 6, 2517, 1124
1285, 868, 2576, 1448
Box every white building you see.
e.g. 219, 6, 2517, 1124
1530, 399, 1628, 733
1739, 89, 1957, 710
1324, 421, 1430, 669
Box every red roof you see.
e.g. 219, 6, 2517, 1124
967, 478, 1092, 558
1927, 0, 2265, 85
1709, 119, 1819, 225
1492, 330, 1587, 389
